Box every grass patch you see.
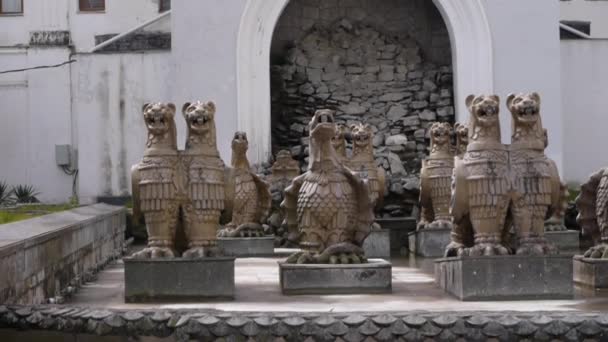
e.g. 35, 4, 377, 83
0, 204, 79, 225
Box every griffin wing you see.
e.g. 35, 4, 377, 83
342, 166, 373, 246
576, 168, 606, 242
252, 173, 272, 223
131, 164, 142, 226
376, 166, 386, 210
449, 156, 471, 245
419, 160, 435, 226
221, 166, 236, 224
450, 157, 469, 226
281, 174, 306, 238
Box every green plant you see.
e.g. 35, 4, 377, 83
0, 181, 13, 206
12, 185, 40, 204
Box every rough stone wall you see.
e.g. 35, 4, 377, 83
270, 19, 454, 217
272, 0, 451, 65
0, 204, 126, 305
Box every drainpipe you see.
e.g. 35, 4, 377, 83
89, 10, 171, 53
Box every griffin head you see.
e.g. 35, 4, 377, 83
454, 122, 469, 151
430, 122, 452, 148
350, 123, 373, 150
507, 92, 541, 127
232, 131, 249, 155
466, 94, 500, 128
143, 102, 175, 136
331, 123, 348, 153
309, 109, 336, 141
142, 102, 177, 149
182, 101, 216, 135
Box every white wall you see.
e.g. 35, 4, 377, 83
72, 52, 174, 204
561, 0, 608, 38
172, 0, 247, 161
0, 0, 168, 49
482, 0, 563, 173
561, 39, 608, 184
0, 47, 74, 203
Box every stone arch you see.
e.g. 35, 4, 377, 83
236, 0, 493, 164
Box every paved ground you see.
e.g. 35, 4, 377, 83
67, 253, 608, 313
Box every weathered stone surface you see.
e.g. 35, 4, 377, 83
385, 134, 408, 146
2, 306, 608, 340
376, 217, 417, 252
271, 18, 455, 222
0, 204, 125, 305
218, 237, 275, 257
545, 230, 580, 252
408, 228, 451, 257
279, 260, 392, 294
362, 229, 390, 259
573, 256, 608, 288
124, 257, 235, 302
435, 256, 573, 300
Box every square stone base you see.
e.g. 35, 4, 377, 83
435, 255, 573, 301
217, 236, 275, 257
279, 259, 392, 295
363, 229, 390, 259
124, 257, 235, 302
546, 230, 580, 252
376, 217, 416, 253
573, 255, 608, 288
408, 228, 451, 257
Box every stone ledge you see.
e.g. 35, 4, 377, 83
0, 204, 126, 304
574, 255, 608, 288
279, 259, 392, 295
408, 227, 451, 257
1, 306, 608, 340
435, 255, 573, 301
124, 257, 235, 302
217, 236, 275, 257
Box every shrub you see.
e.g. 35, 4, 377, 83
12, 185, 40, 204
0, 181, 13, 206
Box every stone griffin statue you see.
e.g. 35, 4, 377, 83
331, 123, 349, 162
348, 122, 386, 212
218, 131, 272, 237
180, 101, 231, 258
418, 122, 454, 230
446, 95, 511, 257
542, 128, 569, 232
454, 122, 469, 158
267, 150, 301, 244
282, 109, 374, 264
131, 103, 181, 259
269, 150, 300, 192
507, 92, 560, 254
576, 168, 608, 258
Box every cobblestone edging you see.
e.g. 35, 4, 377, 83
2, 306, 608, 341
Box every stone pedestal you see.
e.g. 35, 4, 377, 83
408, 228, 451, 257
218, 236, 275, 257
435, 255, 573, 301
363, 229, 390, 259
279, 259, 392, 295
546, 230, 580, 253
376, 217, 416, 253
124, 257, 235, 302
573, 255, 608, 288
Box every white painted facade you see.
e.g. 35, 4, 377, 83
561, 0, 608, 38
561, 39, 608, 184
0, 0, 604, 204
